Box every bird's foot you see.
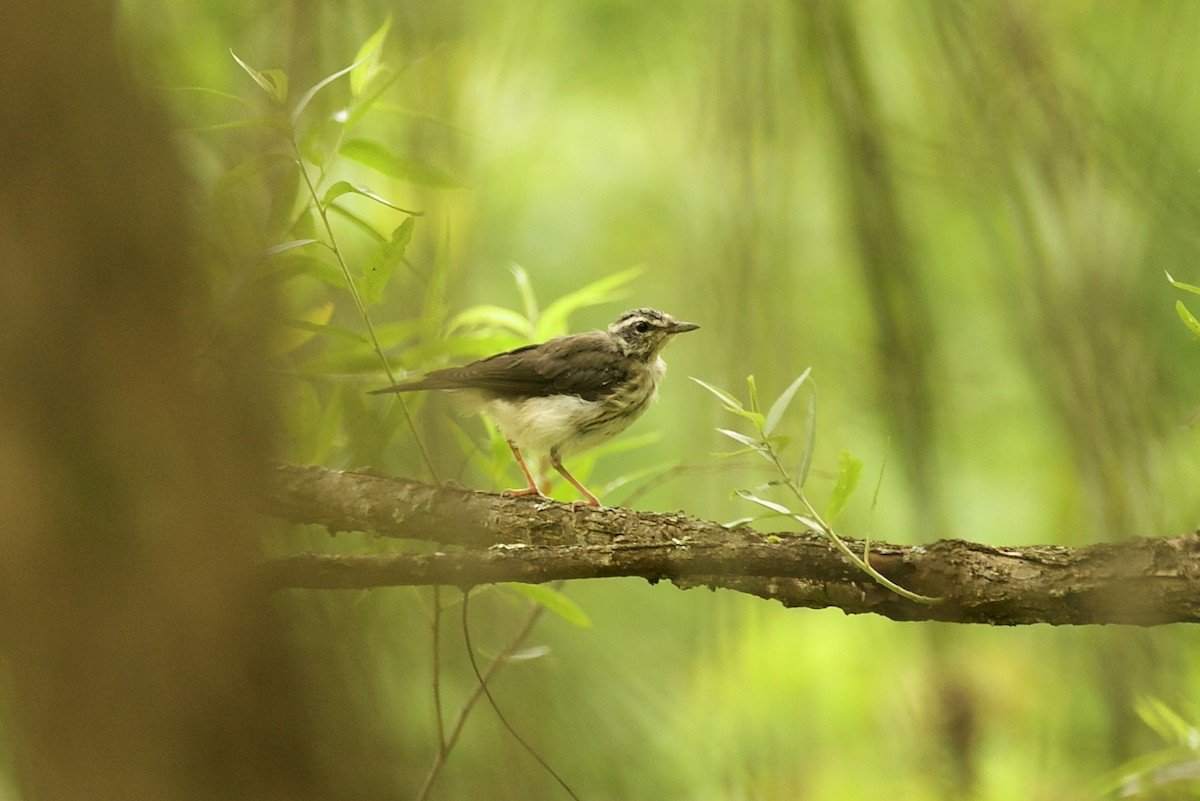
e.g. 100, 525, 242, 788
502, 485, 546, 500
572, 498, 604, 510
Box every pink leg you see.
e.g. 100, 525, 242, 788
549, 452, 602, 508
502, 440, 545, 499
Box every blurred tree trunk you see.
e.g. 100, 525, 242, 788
0, 2, 330, 799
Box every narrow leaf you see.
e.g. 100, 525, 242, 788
690, 376, 744, 411
322, 180, 422, 215
261, 69, 289, 103
797, 387, 817, 488
290, 56, 369, 125
1166, 271, 1200, 296
341, 68, 403, 131
167, 85, 253, 105
536, 266, 643, 339
764, 368, 812, 437
262, 252, 344, 289
186, 117, 281, 133
506, 645, 551, 662
1176, 300, 1200, 337
271, 302, 334, 357
504, 583, 593, 628
1135, 697, 1195, 744
350, 16, 392, 97
711, 447, 762, 459
322, 180, 359, 207
362, 217, 416, 305
448, 305, 535, 338
341, 139, 462, 187
230, 50, 282, 101
510, 263, 539, 324
724, 405, 767, 429
327, 202, 388, 243
734, 489, 792, 516
794, 515, 822, 531
826, 450, 863, 521
716, 428, 761, 449
261, 239, 321, 258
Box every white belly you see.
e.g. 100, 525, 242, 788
482, 357, 665, 459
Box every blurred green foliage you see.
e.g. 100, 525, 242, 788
123, 0, 1200, 798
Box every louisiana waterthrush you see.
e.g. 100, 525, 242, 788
370, 308, 699, 507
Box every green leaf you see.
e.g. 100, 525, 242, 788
734, 489, 792, 517
747, 375, 760, 415
688, 376, 768, 428
797, 388, 817, 488
261, 239, 321, 258
342, 70, 404, 131
826, 450, 863, 521
506, 262, 540, 326
1135, 697, 1197, 745
1176, 300, 1200, 337
340, 139, 462, 187
727, 406, 766, 429
261, 69, 289, 103
350, 16, 392, 97
448, 305, 535, 338
327, 203, 388, 243
362, 217, 415, 305
509, 263, 540, 325
711, 447, 762, 459
1166, 271, 1200, 296
290, 56, 369, 125
167, 85, 254, 106
536, 265, 643, 339
322, 181, 422, 215
764, 368, 812, 437
503, 583, 593, 628
262, 252, 346, 289
230, 50, 287, 103
690, 377, 744, 411
716, 428, 761, 449
506, 646, 551, 662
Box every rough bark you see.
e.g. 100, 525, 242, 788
266, 463, 1200, 626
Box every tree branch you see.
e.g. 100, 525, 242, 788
266, 463, 1200, 625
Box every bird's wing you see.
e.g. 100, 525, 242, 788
381, 333, 631, 402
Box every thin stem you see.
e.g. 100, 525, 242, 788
413, 589, 553, 801
765, 440, 938, 604
288, 139, 440, 482
431, 586, 445, 751
459, 588, 581, 800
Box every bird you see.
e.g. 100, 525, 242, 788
369, 308, 699, 507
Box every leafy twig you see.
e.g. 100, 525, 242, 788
229, 39, 439, 481
693, 372, 939, 604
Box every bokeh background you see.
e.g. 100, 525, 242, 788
125, 1, 1200, 798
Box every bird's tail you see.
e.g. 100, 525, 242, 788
366, 381, 431, 395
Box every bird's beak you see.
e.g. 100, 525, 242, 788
668, 321, 700, 334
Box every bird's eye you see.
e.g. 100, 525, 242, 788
633, 321, 651, 334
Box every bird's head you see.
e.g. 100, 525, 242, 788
608, 308, 700, 361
